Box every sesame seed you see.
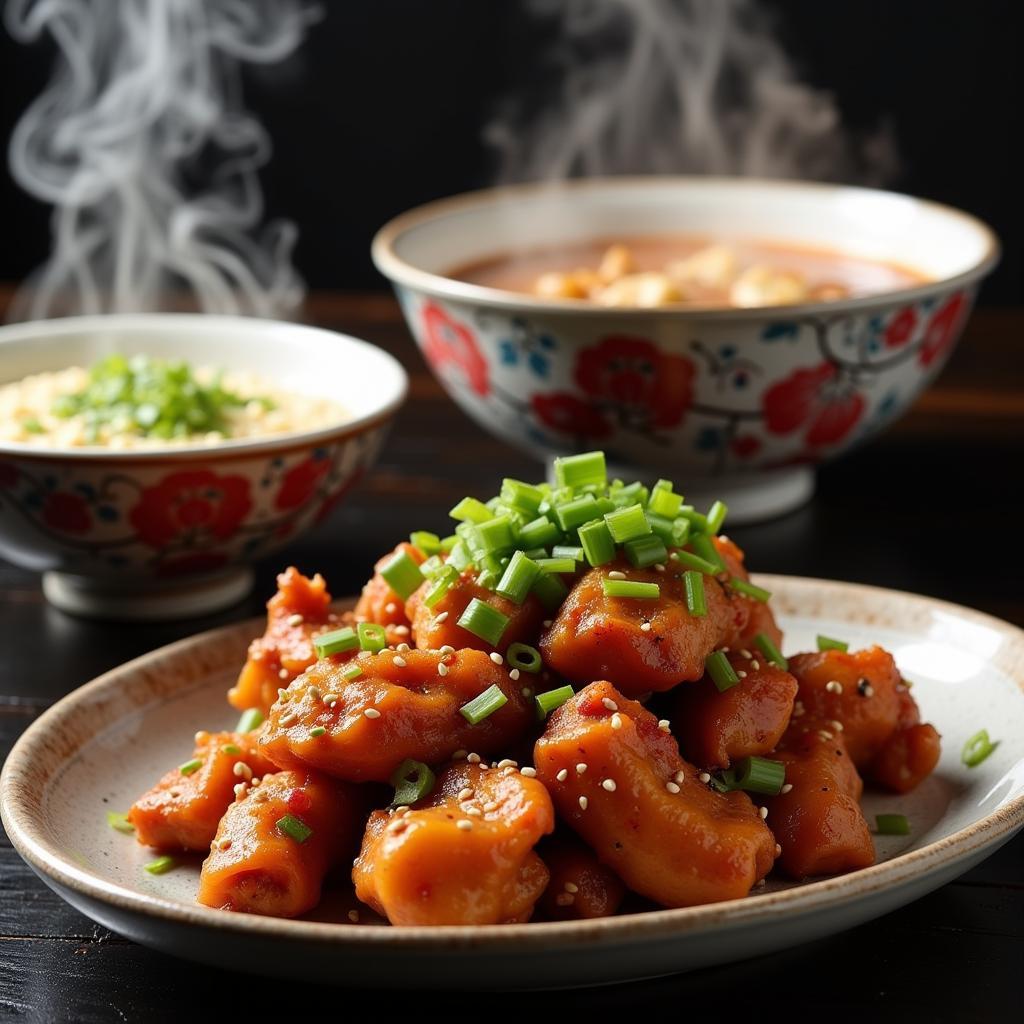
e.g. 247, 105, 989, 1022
357, 650, 372, 660
323, 692, 338, 703
666, 781, 681, 794
658, 719, 671, 732
328, 613, 338, 622
578, 796, 589, 810
458, 788, 474, 800
556, 769, 568, 782
759, 806, 769, 819
483, 801, 499, 812
307, 685, 322, 701
287, 614, 304, 627
576, 762, 588, 774
490, 652, 504, 665
555, 893, 575, 907
654, 563, 666, 573
521, 686, 533, 697
669, 552, 680, 561
858, 679, 874, 697
737, 670, 748, 679
232, 761, 252, 781
393, 656, 407, 668
740, 649, 752, 659
601, 778, 617, 792
830, 719, 845, 732
818, 729, 834, 740
251, 777, 261, 787
751, 660, 761, 670
347, 909, 360, 923
510, 669, 521, 681
640, 621, 652, 632
781, 783, 793, 794
217, 838, 232, 851
826, 680, 843, 694
233, 782, 247, 800
278, 668, 289, 679
394, 805, 410, 814
394, 625, 411, 637
521, 766, 538, 778
607, 570, 626, 580
674, 770, 685, 783
756, 878, 767, 888
437, 662, 448, 677
564, 881, 579, 893
396, 642, 410, 653
363, 708, 381, 719
467, 752, 481, 764
699, 772, 711, 784
542, 619, 553, 628
602, 697, 618, 711
611, 713, 623, 729
498, 758, 518, 769
722, 647, 730, 653
466, 806, 482, 816
775, 844, 782, 856
440, 645, 455, 655
456, 819, 473, 831
434, 612, 449, 624
279, 712, 298, 727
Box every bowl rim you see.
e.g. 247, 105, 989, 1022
372, 175, 1001, 320
1, 573, 1022, 952
0, 313, 409, 462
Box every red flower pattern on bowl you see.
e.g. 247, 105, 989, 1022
275, 454, 332, 511
763, 363, 866, 448
421, 301, 490, 397
131, 470, 252, 548
919, 293, 968, 368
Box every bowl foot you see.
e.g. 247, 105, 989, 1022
42, 567, 255, 622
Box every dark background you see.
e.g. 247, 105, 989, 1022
0, 0, 1021, 301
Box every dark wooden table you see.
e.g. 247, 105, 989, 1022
2, 295, 1022, 1022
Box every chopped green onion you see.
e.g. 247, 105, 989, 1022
220, 743, 242, 755
962, 729, 999, 767
535, 557, 577, 574
604, 503, 651, 544
179, 758, 203, 776
649, 485, 683, 519
730, 578, 772, 603
357, 622, 387, 653
689, 533, 725, 572
521, 547, 548, 560
624, 534, 668, 569
609, 481, 649, 508
554, 494, 599, 532
342, 663, 364, 681
817, 635, 849, 653
106, 811, 134, 835
708, 769, 737, 793
460, 683, 509, 724
449, 496, 493, 523
875, 814, 910, 836
410, 530, 442, 556
457, 598, 510, 647
579, 518, 616, 567
314, 626, 359, 658
276, 813, 313, 843
683, 570, 707, 617
390, 759, 435, 806
236, 707, 264, 733
706, 500, 728, 535
440, 534, 459, 553
754, 633, 788, 670
144, 855, 176, 875
535, 685, 575, 718
519, 515, 561, 550
424, 564, 459, 609
602, 578, 660, 600
501, 478, 545, 514
647, 512, 689, 548
495, 550, 540, 605
380, 549, 426, 601
553, 451, 607, 490
705, 650, 740, 692
672, 549, 719, 575
475, 568, 499, 590
731, 756, 786, 795
418, 555, 446, 579
474, 515, 517, 554
552, 544, 585, 562
507, 642, 543, 673
448, 540, 473, 572
531, 571, 569, 612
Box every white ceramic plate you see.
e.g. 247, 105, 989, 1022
2, 575, 1022, 989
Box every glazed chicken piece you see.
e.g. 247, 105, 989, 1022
541, 537, 770, 696
534, 681, 776, 907
766, 728, 875, 879
535, 835, 627, 921
198, 769, 361, 918
353, 761, 555, 926
353, 542, 425, 632
787, 646, 941, 791
406, 568, 547, 654
259, 648, 533, 782
229, 567, 344, 716
673, 651, 798, 769
129, 730, 277, 852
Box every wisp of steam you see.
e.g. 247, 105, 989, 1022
487, 0, 896, 184
5, 0, 316, 322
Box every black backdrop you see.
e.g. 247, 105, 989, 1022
1, 0, 1020, 302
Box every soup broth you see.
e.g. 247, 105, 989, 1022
451, 236, 928, 309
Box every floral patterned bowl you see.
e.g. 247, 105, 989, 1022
373, 178, 998, 521
0, 314, 407, 620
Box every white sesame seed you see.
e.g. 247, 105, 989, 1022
394, 805, 410, 814
363, 708, 381, 719
826, 680, 843, 694
434, 612, 449, 624
781, 783, 793, 794
307, 685, 322, 701
233, 782, 247, 800
232, 761, 252, 781
818, 729, 833, 740
640, 621, 652, 632
775, 844, 782, 856
674, 770, 686, 783
385, 602, 397, 614
357, 650, 372, 659
737, 670, 748, 679
279, 712, 298, 727
759, 806, 769, 819
555, 892, 575, 907
440, 645, 455, 655
497, 759, 518, 769
251, 777, 262, 787
721, 647, 730, 653
347, 909, 360, 923
666, 781, 681, 794
602, 697, 618, 711
578, 796, 589, 810
510, 669, 521, 681
393, 656, 407, 668
466, 806, 482, 816
669, 552, 680, 561
607, 570, 626, 580
456, 819, 473, 831
467, 752, 481, 764
601, 778, 617, 792
483, 801, 499, 812
576, 762, 588, 774
750, 660, 761, 670
394, 625, 411, 637
831, 720, 845, 732
490, 652, 504, 665
396, 642, 410, 653
217, 838, 232, 851
437, 662, 448, 676
521, 766, 538, 778
740, 649, 752, 659
323, 692, 338, 704
278, 668, 289, 679
564, 881, 579, 893
542, 619, 553, 628
699, 772, 711, 784
328, 613, 338, 622
658, 719, 671, 732
556, 768, 568, 782
611, 713, 623, 729
458, 788, 474, 800
287, 614, 304, 627
654, 563, 666, 573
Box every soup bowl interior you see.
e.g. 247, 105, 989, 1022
374, 178, 997, 521
0, 314, 408, 620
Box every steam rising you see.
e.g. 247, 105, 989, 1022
487, 0, 896, 184
5, 0, 315, 322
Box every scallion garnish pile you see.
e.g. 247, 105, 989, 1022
51, 354, 273, 442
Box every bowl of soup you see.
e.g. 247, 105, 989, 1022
373, 177, 998, 521
0, 314, 408, 620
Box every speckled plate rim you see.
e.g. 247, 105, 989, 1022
2, 574, 1023, 955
